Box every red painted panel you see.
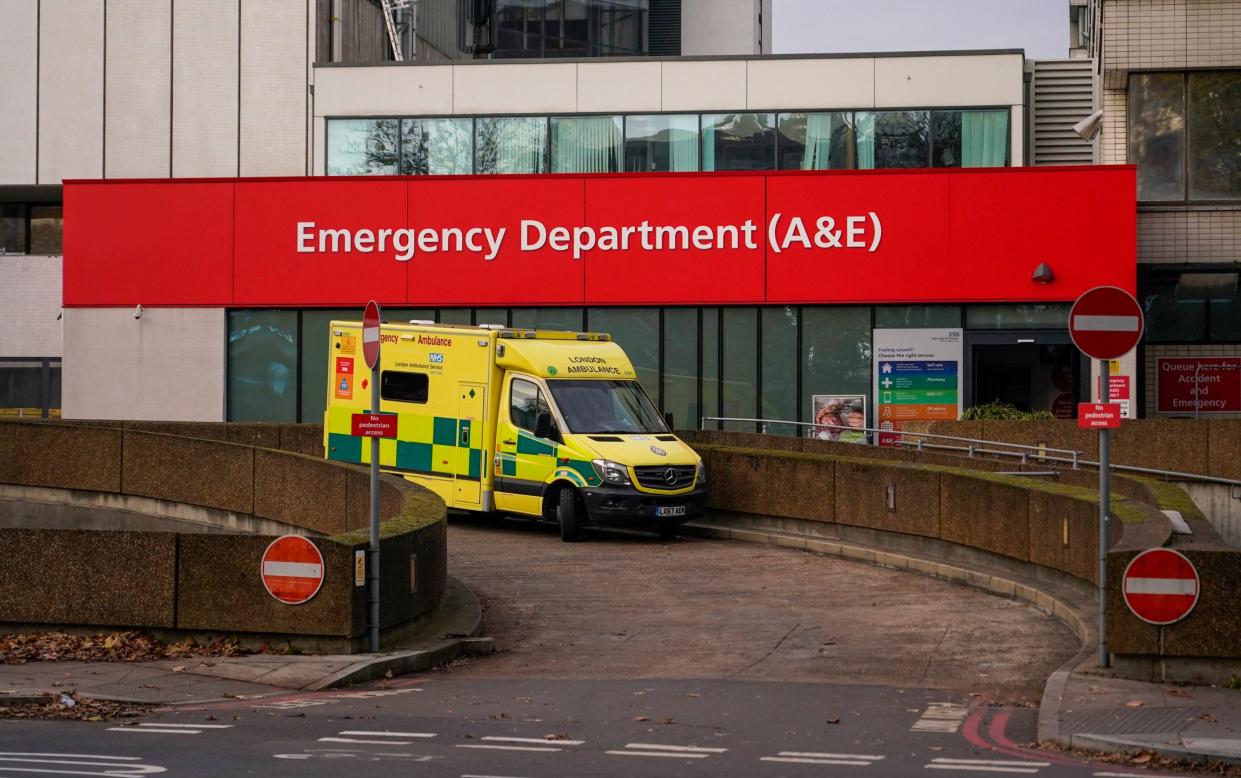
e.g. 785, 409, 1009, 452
405, 177, 585, 305
63, 181, 235, 306
582, 175, 765, 304
765, 172, 951, 304
948, 167, 1137, 300
234, 179, 410, 306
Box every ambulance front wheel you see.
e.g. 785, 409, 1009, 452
557, 487, 579, 543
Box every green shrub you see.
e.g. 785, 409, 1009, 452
962, 401, 1056, 421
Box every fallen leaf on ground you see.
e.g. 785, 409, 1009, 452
1125, 700, 1145, 708
1130, 752, 1153, 764
633, 716, 649, 722
826, 717, 840, 724
0, 631, 243, 664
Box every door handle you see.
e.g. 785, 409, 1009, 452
460, 427, 470, 446
502, 439, 516, 445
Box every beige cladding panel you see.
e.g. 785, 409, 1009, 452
873, 55, 1024, 108
240, 0, 307, 176
681, 0, 758, 56
453, 63, 578, 115
38, 0, 104, 183
173, 0, 239, 177
63, 308, 225, 422
0, 0, 38, 185
576, 62, 663, 113
661, 60, 748, 112
312, 65, 453, 117
745, 58, 875, 110
105, 0, 171, 178
0, 258, 62, 358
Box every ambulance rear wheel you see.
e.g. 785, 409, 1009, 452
557, 487, 579, 542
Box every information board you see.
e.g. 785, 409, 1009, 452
873, 329, 964, 446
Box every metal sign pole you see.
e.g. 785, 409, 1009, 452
1098, 357, 1110, 669
369, 362, 381, 653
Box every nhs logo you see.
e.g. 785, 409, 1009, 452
429, 353, 444, 364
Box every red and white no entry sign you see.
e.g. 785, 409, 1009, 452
1122, 548, 1199, 625
261, 535, 325, 605
1069, 286, 1144, 361
362, 300, 381, 370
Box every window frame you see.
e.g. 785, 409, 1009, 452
380, 369, 430, 404
508, 375, 551, 434
0, 202, 65, 256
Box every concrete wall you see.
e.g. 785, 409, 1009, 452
62, 307, 225, 421
682, 0, 760, 56
0, 0, 38, 185
38, 0, 104, 184
105, 0, 172, 179
0, 257, 61, 357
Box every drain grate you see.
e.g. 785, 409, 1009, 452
1061, 707, 1206, 736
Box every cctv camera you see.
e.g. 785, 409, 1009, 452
133, 304, 143, 320
1073, 110, 1103, 141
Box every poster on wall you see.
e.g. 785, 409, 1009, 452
810, 395, 868, 443
873, 329, 964, 447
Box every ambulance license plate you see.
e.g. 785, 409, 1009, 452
656, 506, 686, 517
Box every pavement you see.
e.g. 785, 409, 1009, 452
0, 576, 484, 706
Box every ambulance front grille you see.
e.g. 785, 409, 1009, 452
634, 465, 696, 490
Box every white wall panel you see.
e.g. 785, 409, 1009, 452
173, 0, 239, 177
0, 257, 62, 357
63, 307, 225, 421
0, 0, 39, 184
106, 0, 171, 178
746, 58, 875, 110
661, 60, 747, 111
682, 0, 757, 55
240, 0, 307, 176
313, 64, 454, 117
577, 62, 662, 113
38, 0, 104, 183
453, 63, 577, 115
874, 54, 1023, 108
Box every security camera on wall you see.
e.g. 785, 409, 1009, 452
1073, 110, 1104, 141
133, 304, 143, 320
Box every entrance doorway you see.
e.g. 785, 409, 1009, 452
964, 332, 1082, 419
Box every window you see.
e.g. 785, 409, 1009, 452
401, 118, 473, 175
492, 0, 647, 59
29, 206, 63, 254
965, 304, 1069, 330
932, 110, 1008, 167
777, 112, 855, 170
1131, 71, 1241, 202
551, 115, 622, 173
511, 308, 584, 331
662, 308, 697, 429
587, 308, 659, 403
326, 119, 399, 175
476, 116, 549, 174
624, 114, 699, 172
1141, 271, 1240, 343
858, 111, 930, 169
300, 308, 354, 425
546, 379, 667, 434
228, 310, 298, 422
382, 370, 429, 403
721, 307, 757, 429
0, 205, 26, 255
761, 306, 798, 425
701, 113, 776, 171
875, 305, 963, 329
510, 377, 549, 432
801, 307, 872, 425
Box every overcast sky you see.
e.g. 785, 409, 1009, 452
773, 0, 1067, 59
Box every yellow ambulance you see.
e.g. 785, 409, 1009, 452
323, 320, 706, 541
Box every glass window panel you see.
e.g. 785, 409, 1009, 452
438, 308, 473, 325
476, 116, 549, 174
326, 119, 399, 175
228, 310, 298, 422
0, 362, 46, 410
0, 205, 25, 255
721, 308, 758, 430
551, 115, 622, 173
701, 113, 776, 171
777, 112, 855, 170
875, 305, 962, 329
861, 111, 930, 169
1188, 71, 1241, 201
965, 304, 1070, 330
932, 111, 962, 167
301, 308, 353, 425
662, 308, 698, 430
1209, 291, 1241, 342
384, 308, 437, 325
624, 114, 699, 172
932, 110, 1010, 168
400, 118, 473, 175
760, 306, 798, 431
801, 307, 872, 428
1129, 73, 1186, 201
587, 308, 660, 404
1141, 278, 1206, 342
382, 371, 429, 403
29, 206, 62, 254
511, 307, 584, 331
474, 308, 510, 327
702, 308, 720, 428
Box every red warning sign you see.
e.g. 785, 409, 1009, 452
261, 535, 325, 605
1122, 548, 1200, 626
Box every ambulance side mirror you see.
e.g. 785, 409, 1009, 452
534, 412, 555, 441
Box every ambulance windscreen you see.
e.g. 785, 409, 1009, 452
545, 380, 667, 435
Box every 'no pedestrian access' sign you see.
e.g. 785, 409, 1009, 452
1122, 548, 1200, 625
1077, 403, 1121, 430
352, 412, 398, 438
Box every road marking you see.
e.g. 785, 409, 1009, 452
931, 759, 1050, 767
623, 743, 727, 753
462, 774, 541, 778
107, 727, 201, 735
912, 702, 970, 733
319, 737, 418, 745
606, 750, 710, 759
481, 736, 583, 746
135, 723, 233, 729
925, 757, 1048, 774
0, 752, 166, 775
1093, 773, 1181, 778
338, 731, 436, 738
456, 744, 563, 753
774, 751, 884, 760
761, 750, 885, 766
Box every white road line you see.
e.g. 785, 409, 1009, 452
0, 755, 142, 761
107, 727, 201, 735
606, 750, 710, 759
761, 756, 872, 766
624, 743, 728, 753
318, 737, 415, 745
462, 774, 540, 778
1094, 773, 1181, 778
480, 736, 583, 746
777, 751, 885, 760
338, 730, 436, 738
0, 754, 166, 775
136, 723, 233, 729
456, 744, 563, 753
931, 759, 1050, 767
925, 765, 1040, 774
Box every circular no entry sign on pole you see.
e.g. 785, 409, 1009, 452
1122, 547, 1200, 626
261, 535, 325, 605
1069, 286, 1144, 361
363, 300, 381, 371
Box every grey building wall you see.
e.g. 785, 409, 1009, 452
106, 0, 172, 178
682, 0, 762, 56
0, 0, 39, 185
0, 257, 61, 358
38, 0, 104, 183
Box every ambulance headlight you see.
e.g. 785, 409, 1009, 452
696, 460, 707, 485
592, 459, 631, 486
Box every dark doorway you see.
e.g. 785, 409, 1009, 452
965, 332, 1081, 419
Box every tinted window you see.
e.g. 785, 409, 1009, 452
624, 114, 699, 172
510, 378, 549, 432
400, 118, 473, 175
777, 112, 855, 170
326, 119, 399, 175
701, 113, 776, 171
1129, 73, 1186, 201
551, 115, 623, 173
476, 117, 549, 174
1188, 71, 1241, 201
382, 371, 429, 404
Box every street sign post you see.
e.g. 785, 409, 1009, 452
1122, 548, 1200, 625
261, 535, 325, 605
363, 300, 382, 653
1069, 286, 1145, 671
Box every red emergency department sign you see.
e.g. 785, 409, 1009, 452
1122, 548, 1200, 625
1069, 286, 1145, 361
261, 535, 325, 605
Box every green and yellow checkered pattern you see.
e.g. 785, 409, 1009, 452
326, 407, 482, 480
